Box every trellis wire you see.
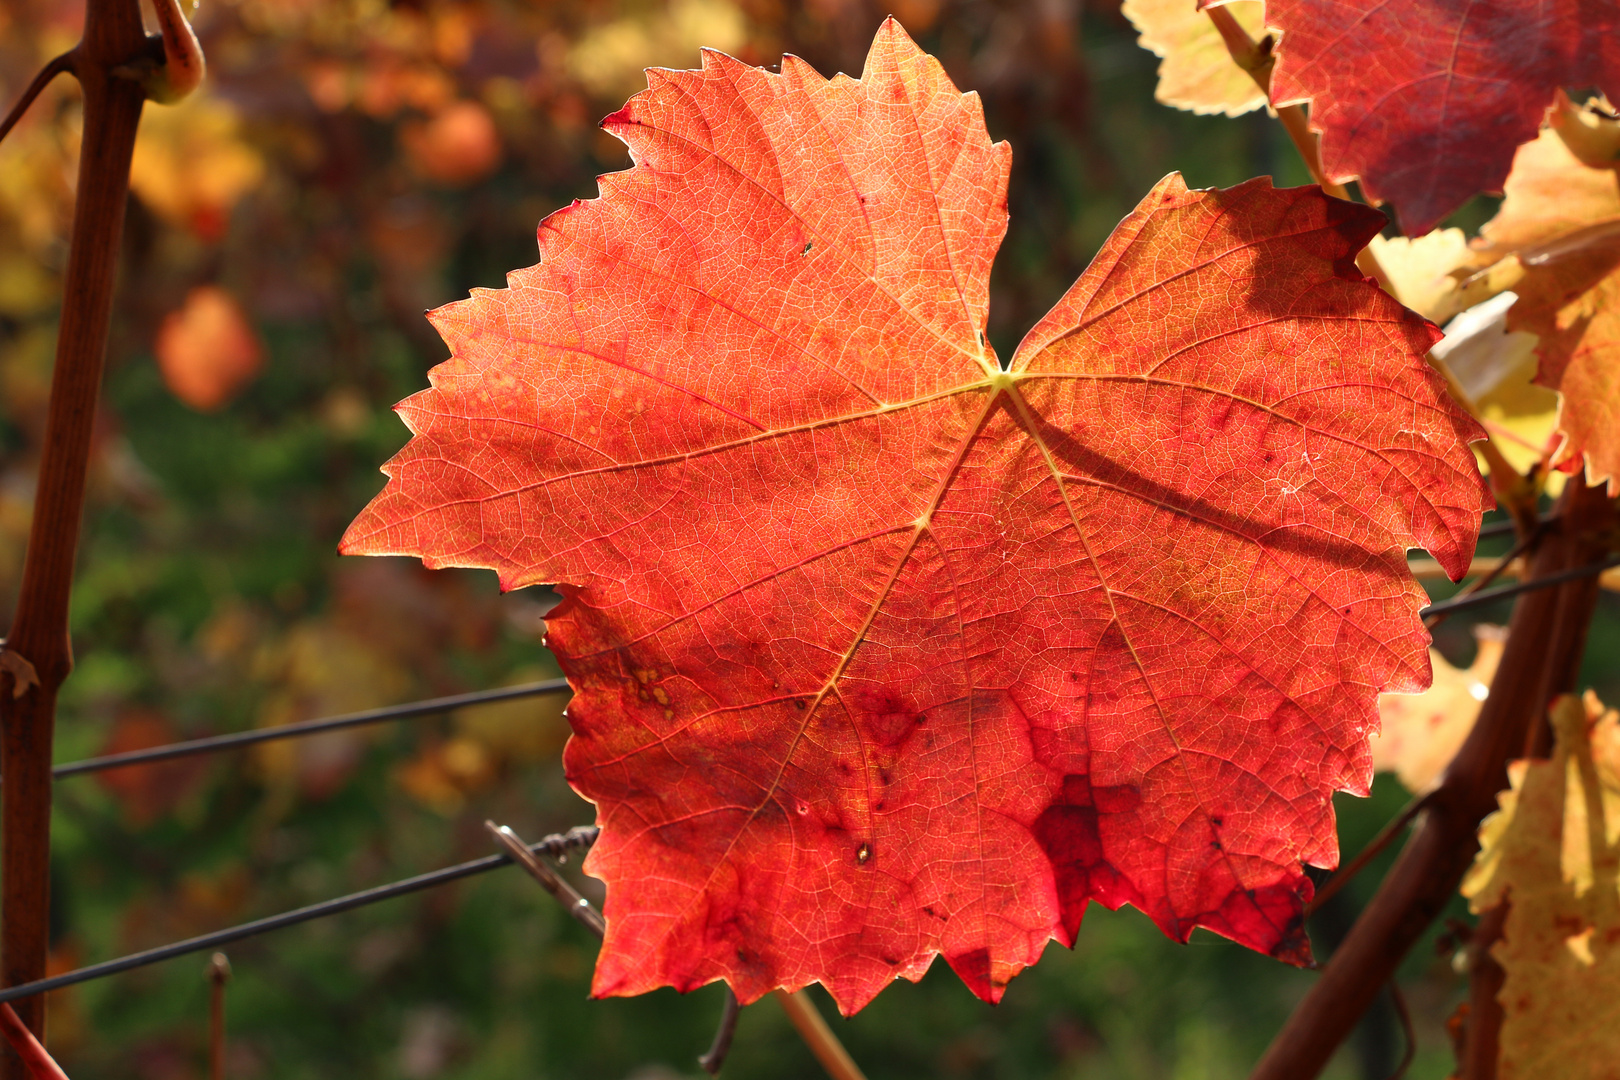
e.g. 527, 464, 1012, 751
51, 678, 571, 779
1417, 554, 1620, 619
43, 515, 1548, 783
0, 826, 599, 1005
16, 517, 1598, 1008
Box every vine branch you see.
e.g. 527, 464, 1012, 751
698, 990, 741, 1076
207, 953, 230, 1080
772, 990, 870, 1080
1250, 476, 1615, 1080
0, 1, 153, 1068
0, 1005, 67, 1080
0, 52, 75, 147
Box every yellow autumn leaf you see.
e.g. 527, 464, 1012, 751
568, 0, 748, 100
1122, 0, 1267, 117
1368, 223, 1560, 481
1461, 693, 1620, 1080
1371, 626, 1504, 794
1548, 90, 1620, 170
1430, 292, 1561, 479
130, 91, 265, 239
252, 621, 410, 801
1367, 228, 1473, 324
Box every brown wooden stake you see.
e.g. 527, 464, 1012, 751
1250, 475, 1614, 1080
0, 1, 150, 1072
207, 953, 230, 1080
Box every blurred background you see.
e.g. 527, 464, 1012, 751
0, 1, 1609, 1077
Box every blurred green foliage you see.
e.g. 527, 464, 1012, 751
0, 0, 1599, 1076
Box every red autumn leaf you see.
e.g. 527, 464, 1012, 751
342, 20, 1488, 1012
1264, 0, 1620, 236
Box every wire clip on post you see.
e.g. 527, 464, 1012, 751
486, 822, 606, 938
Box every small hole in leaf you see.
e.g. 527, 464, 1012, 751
857, 842, 871, 865
802, 241, 812, 255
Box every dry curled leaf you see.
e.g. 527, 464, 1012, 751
343, 21, 1487, 1012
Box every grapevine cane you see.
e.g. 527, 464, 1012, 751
0, 0, 200, 1071
1250, 476, 1615, 1080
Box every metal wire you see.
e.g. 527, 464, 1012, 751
51, 678, 571, 779
1475, 511, 1557, 541
1418, 555, 1620, 619
0, 825, 599, 1005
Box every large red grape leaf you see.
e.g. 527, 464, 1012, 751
1264, 0, 1620, 236
341, 20, 1489, 1013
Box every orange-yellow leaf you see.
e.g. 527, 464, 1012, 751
1366, 229, 1474, 325
1462, 694, 1620, 1079
1476, 101, 1620, 491
1123, 0, 1268, 117
129, 92, 264, 240
1371, 626, 1504, 794
400, 100, 502, 187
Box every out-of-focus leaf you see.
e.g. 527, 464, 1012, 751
1371, 626, 1504, 794
567, 0, 746, 99
153, 285, 265, 412
253, 621, 410, 801
92, 709, 210, 826
1122, 0, 1267, 117
400, 100, 502, 187
129, 92, 264, 239
1435, 293, 1542, 405
395, 737, 495, 816
1462, 693, 1620, 1079
1431, 292, 1560, 477
452, 667, 570, 766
